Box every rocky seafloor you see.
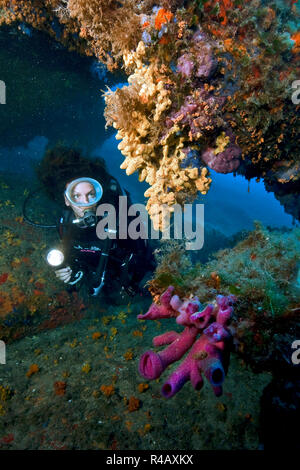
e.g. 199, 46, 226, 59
0, 298, 271, 450
0, 172, 274, 450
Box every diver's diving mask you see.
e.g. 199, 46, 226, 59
64, 177, 103, 228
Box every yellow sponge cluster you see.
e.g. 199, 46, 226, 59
105, 41, 212, 230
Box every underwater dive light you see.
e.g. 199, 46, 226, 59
46, 249, 65, 267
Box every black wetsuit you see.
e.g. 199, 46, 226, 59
57, 179, 154, 297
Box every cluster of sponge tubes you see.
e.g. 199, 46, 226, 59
137, 286, 236, 398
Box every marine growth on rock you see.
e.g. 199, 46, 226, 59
0, 0, 299, 226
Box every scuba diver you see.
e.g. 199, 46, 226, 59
32, 145, 155, 301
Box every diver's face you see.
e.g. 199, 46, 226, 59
64, 182, 97, 218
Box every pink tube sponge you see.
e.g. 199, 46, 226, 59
161, 334, 226, 398
175, 297, 202, 325
139, 326, 198, 380
138, 287, 235, 398
189, 304, 214, 329
137, 285, 178, 320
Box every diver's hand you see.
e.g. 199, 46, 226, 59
55, 266, 72, 283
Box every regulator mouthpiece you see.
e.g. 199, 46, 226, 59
46, 249, 64, 267
72, 210, 97, 228
65, 177, 103, 208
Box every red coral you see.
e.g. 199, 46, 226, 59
54, 381, 67, 396
291, 31, 300, 54
127, 396, 141, 412
0, 273, 8, 285
0, 434, 14, 444
154, 8, 173, 30
38, 291, 85, 330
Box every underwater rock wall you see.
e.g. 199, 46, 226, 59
148, 223, 300, 372
0, 0, 299, 227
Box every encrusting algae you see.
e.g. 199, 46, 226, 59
26, 364, 39, 378
81, 363, 91, 374
54, 381, 67, 396
0, 385, 13, 416
100, 384, 115, 397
